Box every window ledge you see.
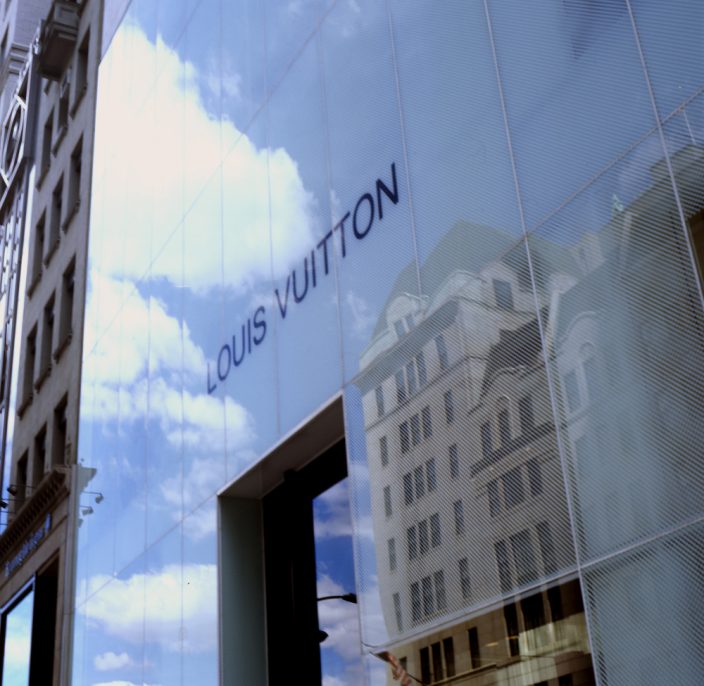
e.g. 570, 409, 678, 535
26, 270, 42, 297
16, 392, 33, 417
53, 331, 72, 362
62, 200, 80, 232
44, 235, 60, 266
52, 124, 67, 154
34, 363, 52, 391
70, 83, 87, 117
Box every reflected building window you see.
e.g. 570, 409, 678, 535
411, 414, 421, 445
419, 646, 430, 683
384, 485, 392, 517
426, 459, 437, 492
388, 538, 397, 571
527, 457, 543, 496
379, 435, 388, 466
404, 472, 413, 505
435, 333, 449, 371
493, 279, 514, 310
468, 626, 481, 668
430, 512, 441, 547
434, 571, 447, 611
411, 582, 421, 622
399, 421, 410, 453
393, 593, 403, 632
444, 389, 455, 423
407, 525, 418, 560
418, 520, 429, 555
414, 466, 425, 499
458, 558, 471, 600
580, 343, 600, 400
448, 444, 459, 479
375, 385, 385, 417
495, 540, 512, 592
422, 576, 434, 615
503, 604, 520, 657
443, 637, 455, 677
497, 397, 511, 445
422, 406, 432, 438
537, 521, 557, 574
32, 426, 46, 487
521, 592, 546, 632
395, 369, 406, 403
518, 394, 534, 433
510, 530, 538, 585
502, 467, 525, 508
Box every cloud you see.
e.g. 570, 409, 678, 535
314, 480, 353, 539
93, 652, 136, 672
317, 574, 362, 663
95, 22, 318, 295
80, 564, 216, 655
345, 291, 375, 339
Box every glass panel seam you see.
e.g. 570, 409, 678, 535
625, 0, 704, 313
384, 0, 422, 297
482, 0, 601, 672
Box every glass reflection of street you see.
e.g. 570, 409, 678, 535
314, 478, 364, 686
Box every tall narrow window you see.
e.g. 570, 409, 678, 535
411, 583, 421, 622
502, 467, 525, 508
431, 642, 443, 681
458, 558, 471, 599
503, 604, 520, 657
421, 575, 434, 615
33, 426, 47, 487
510, 530, 538, 585
29, 212, 45, 291
448, 444, 459, 478
518, 394, 534, 433
66, 137, 82, 227
426, 458, 437, 492
383, 486, 392, 517
521, 592, 546, 631
410, 413, 421, 446
393, 593, 403, 632
21, 326, 37, 406
15, 453, 28, 510
495, 540, 512, 592
405, 360, 417, 395
416, 351, 427, 386
414, 466, 425, 499
388, 538, 397, 572
399, 421, 409, 453
536, 521, 557, 574
468, 626, 481, 669
403, 472, 413, 505
430, 513, 441, 547
375, 385, 384, 417
41, 109, 53, 177
527, 457, 543, 496
435, 333, 448, 371
379, 436, 388, 466
421, 406, 432, 438
395, 369, 406, 404
443, 637, 455, 678
444, 389, 455, 423
418, 520, 429, 555
52, 395, 68, 466
39, 294, 55, 382
419, 646, 430, 683
407, 525, 417, 560
498, 407, 511, 445
48, 176, 63, 259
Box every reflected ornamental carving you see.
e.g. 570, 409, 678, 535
0, 90, 27, 198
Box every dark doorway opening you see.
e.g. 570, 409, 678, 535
262, 439, 347, 684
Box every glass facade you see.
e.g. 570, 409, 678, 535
76, 0, 704, 684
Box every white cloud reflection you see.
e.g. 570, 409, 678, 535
80, 564, 216, 654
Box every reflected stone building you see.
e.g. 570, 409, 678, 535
2, 1, 704, 685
